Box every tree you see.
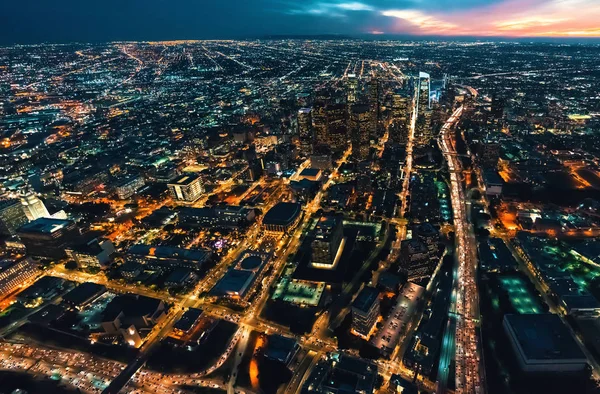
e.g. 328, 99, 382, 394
65, 261, 78, 270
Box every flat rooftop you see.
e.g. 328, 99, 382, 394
300, 168, 321, 177
174, 308, 203, 332
128, 244, 210, 262
263, 202, 302, 226
168, 174, 199, 185
504, 313, 586, 361
211, 269, 254, 297
314, 215, 342, 239
352, 287, 379, 314
63, 282, 106, 306
19, 217, 73, 234
371, 282, 424, 354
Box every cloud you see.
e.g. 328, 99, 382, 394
336, 2, 374, 11
495, 17, 570, 31
381, 9, 458, 32
288, 1, 374, 17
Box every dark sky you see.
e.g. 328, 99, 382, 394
1, 0, 598, 44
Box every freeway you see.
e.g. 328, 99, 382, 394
438, 105, 483, 394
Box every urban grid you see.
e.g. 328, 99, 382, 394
1, 8, 600, 394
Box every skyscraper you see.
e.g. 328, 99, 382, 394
0, 199, 29, 236
20, 192, 50, 221
415, 72, 432, 145
326, 103, 347, 152
390, 92, 411, 145
347, 74, 358, 104
491, 95, 505, 120
297, 108, 313, 156
350, 104, 371, 161
369, 78, 381, 139
312, 102, 328, 148
310, 216, 345, 270
351, 286, 380, 338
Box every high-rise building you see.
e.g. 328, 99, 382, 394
312, 103, 328, 147
297, 108, 313, 156
390, 92, 411, 145
491, 95, 505, 120
0, 258, 38, 298
347, 74, 358, 104
167, 174, 203, 203
20, 193, 49, 221
369, 78, 381, 139
327, 103, 347, 129
310, 216, 345, 270
417, 72, 431, 112
480, 139, 501, 168
327, 103, 347, 152
351, 286, 380, 338
415, 72, 433, 145
329, 124, 347, 153
391, 92, 410, 120
17, 217, 77, 259
350, 104, 371, 161
0, 199, 29, 236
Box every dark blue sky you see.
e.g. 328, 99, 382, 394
1, 0, 597, 44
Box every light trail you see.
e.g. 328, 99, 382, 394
438, 105, 483, 394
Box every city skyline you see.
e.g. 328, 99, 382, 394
1, 0, 600, 44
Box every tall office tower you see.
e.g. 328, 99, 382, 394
167, 174, 204, 203
392, 92, 410, 120
327, 103, 347, 152
415, 72, 433, 145
491, 95, 505, 120
480, 139, 501, 168
390, 92, 411, 145
297, 108, 313, 156
369, 78, 381, 139
0, 199, 29, 236
347, 74, 358, 104
351, 286, 380, 338
17, 218, 77, 259
417, 72, 431, 113
350, 104, 371, 161
310, 216, 345, 269
312, 103, 328, 148
389, 121, 409, 145
329, 124, 348, 153
20, 192, 49, 221
327, 103, 347, 129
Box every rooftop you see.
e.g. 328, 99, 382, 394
128, 244, 210, 262
168, 174, 199, 186
263, 202, 302, 227
352, 286, 379, 314
63, 282, 106, 307
18, 217, 74, 234
504, 313, 586, 361
173, 308, 203, 332
211, 269, 254, 297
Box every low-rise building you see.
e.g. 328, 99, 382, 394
114, 175, 145, 199
0, 258, 38, 298
168, 174, 203, 203
178, 205, 255, 230
0, 199, 29, 236
503, 313, 587, 373
262, 202, 302, 235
